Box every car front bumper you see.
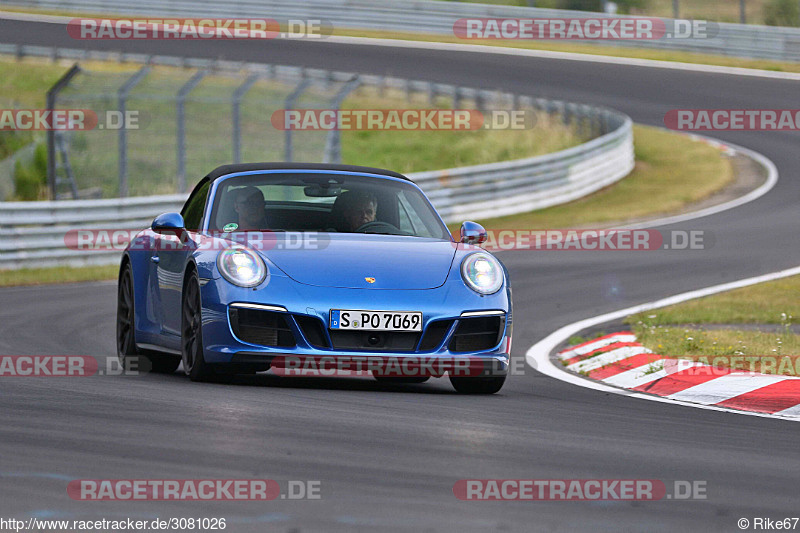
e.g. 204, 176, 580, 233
199, 274, 512, 377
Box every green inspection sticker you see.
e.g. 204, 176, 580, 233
223, 223, 239, 232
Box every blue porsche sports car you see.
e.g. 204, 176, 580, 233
116, 163, 512, 393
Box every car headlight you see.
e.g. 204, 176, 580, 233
461, 252, 503, 295
217, 247, 267, 287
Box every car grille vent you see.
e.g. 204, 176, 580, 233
230, 308, 296, 347
449, 316, 504, 352
418, 319, 454, 351
293, 315, 331, 348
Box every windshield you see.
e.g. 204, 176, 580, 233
208, 172, 451, 240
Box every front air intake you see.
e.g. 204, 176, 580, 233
229, 308, 296, 347
449, 316, 504, 352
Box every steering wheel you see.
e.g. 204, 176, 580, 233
355, 220, 402, 234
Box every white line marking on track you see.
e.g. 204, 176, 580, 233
602, 360, 693, 389
558, 334, 636, 358
775, 404, 800, 417
667, 374, 789, 405
567, 346, 651, 373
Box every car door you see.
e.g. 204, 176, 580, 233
154, 179, 210, 336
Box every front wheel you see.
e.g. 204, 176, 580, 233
449, 375, 506, 394
181, 270, 215, 382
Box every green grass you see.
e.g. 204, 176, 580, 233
0, 59, 67, 108
625, 274, 800, 375
633, 324, 800, 355
628, 275, 800, 325
0, 264, 119, 287
0, 59, 67, 173
456, 124, 733, 230
644, 0, 771, 24
630, 326, 800, 375
340, 88, 584, 173
567, 331, 607, 345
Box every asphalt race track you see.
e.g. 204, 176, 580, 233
1, 18, 799, 532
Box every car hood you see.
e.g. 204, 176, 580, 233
262, 235, 457, 289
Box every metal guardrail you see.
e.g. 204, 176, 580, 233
0, 115, 633, 269
4, 0, 800, 62
0, 44, 634, 269
0, 194, 186, 268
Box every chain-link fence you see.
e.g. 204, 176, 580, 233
49, 63, 357, 199
38, 54, 612, 201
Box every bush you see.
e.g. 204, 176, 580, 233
764, 0, 800, 26
0, 131, 33, 159
13, 142, 48, 200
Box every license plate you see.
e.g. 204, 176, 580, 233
330, 310, 422, 332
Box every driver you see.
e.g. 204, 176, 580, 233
233, 186, 269, 230
340, 191, 378, 232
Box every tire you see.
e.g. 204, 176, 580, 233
117, 263, 180, 374
181, 269, 216, 382
449, 375, 506, 394
373, 375, 430, 384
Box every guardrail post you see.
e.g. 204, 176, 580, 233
475, 91, 485, 112
283, 71, 312, 162
117, 65, 150, 198
46, 63, 81, 201
377, 76, 386, 98
324, 75, 361, 164
176, 69, 207, 193
232, 74, 259, 164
